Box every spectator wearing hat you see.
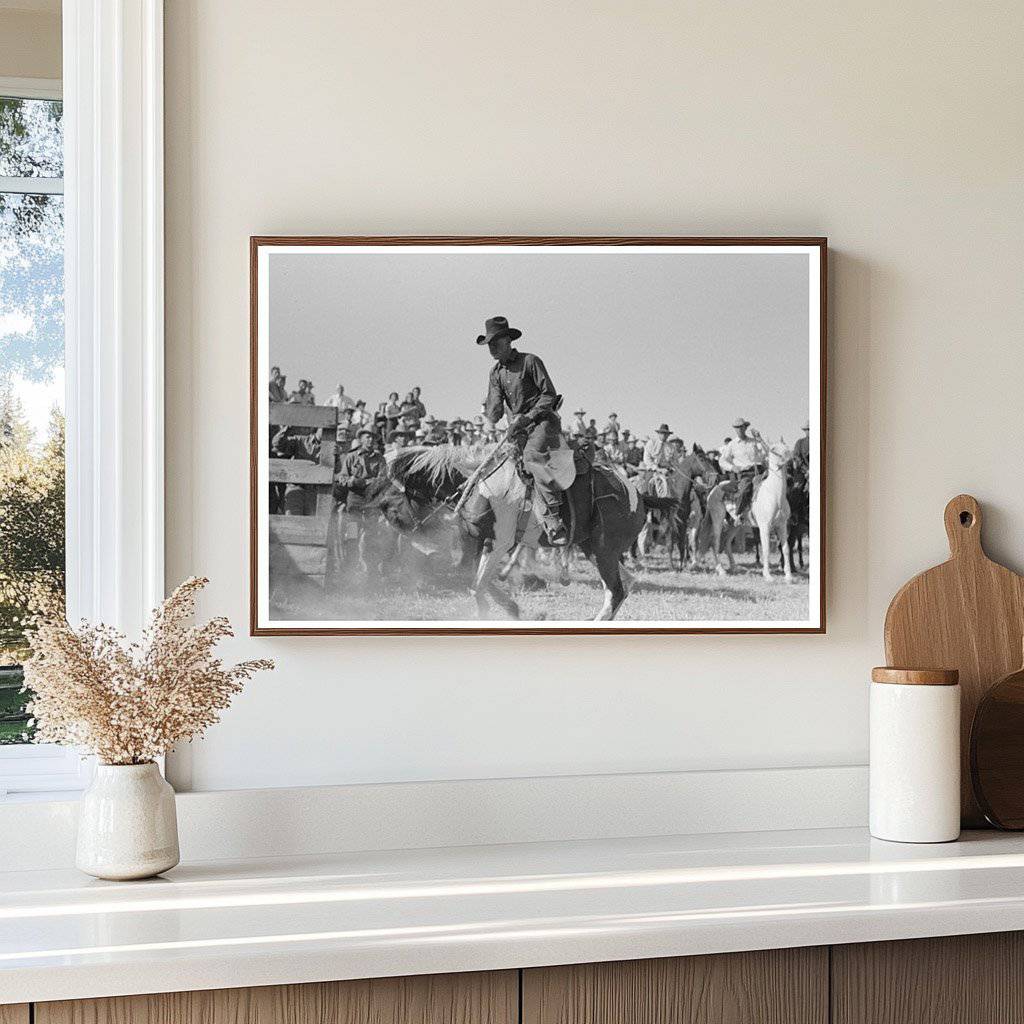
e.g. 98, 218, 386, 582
332, 406, 352, 448
718, 417, 765, 516
386, 426, 410, 453
349, 399, 372, 431
603, 412, 621, 436
614, 428, 632, 462
642, 423, 675, 470
336, 427, 384, 511
570, 407, 587, 437
604, 432, 626, 466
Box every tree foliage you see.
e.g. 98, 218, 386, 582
0, 387, 65, 665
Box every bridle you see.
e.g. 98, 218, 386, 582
390, 446, 514, 534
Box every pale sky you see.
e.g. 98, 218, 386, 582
1, 314, 63, 446
268, 249, 812, 448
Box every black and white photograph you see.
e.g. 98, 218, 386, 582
251, 238, 825, 634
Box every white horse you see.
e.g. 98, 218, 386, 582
693, 437, 793, 580
693, 479, 746, 575
751, 439, 793, 581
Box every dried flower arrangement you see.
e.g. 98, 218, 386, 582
22, 577, 273, 765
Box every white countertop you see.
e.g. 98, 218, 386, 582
4, 826, 1024, 1004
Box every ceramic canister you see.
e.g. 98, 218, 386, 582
870, 667, 961, 843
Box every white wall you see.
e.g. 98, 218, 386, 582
164, 1, 1024, 792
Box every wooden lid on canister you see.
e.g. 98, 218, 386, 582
871, 667, 960, 686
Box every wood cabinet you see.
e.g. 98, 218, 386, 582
833, 932, 1024, 1024
34, 971, 517, 1024
522, 948, 827, 1024
16, 932, 1024, 1024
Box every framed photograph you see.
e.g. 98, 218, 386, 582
250, 236, 826, 635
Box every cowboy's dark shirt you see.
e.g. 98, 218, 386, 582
484, 348, 558, 425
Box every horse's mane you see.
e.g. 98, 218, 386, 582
400, 443, 498, 488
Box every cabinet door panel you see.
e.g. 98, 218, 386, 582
36, 970, 517, 1024
833, 932, 1024, 1024
523, 948, 827, 1024
0, 1007, 29, 1024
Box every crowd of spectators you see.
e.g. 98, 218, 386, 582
267, 366, 702, 471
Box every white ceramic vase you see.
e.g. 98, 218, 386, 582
76, 762, 180, 880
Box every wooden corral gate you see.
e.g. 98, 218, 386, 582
268, 403, 338, 586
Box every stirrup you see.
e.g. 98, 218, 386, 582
542, 513, 568, 546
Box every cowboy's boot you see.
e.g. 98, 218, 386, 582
540, 505, 568, 546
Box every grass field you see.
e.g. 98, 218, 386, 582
272, 547, 810, 624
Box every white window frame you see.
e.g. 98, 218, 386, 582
0, 1, 164, 800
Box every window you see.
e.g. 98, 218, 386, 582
0, 78, 85, 799
0, 5, 166, 799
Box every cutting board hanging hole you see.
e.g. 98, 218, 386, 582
944, 494, 982, 556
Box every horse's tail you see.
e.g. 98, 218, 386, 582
694, 510, 715, 555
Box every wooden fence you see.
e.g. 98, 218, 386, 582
268, 403, 338, 586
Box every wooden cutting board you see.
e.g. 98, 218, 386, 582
884, 494, 1024, 827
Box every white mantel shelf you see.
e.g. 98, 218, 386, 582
4, 826, 1024, 1004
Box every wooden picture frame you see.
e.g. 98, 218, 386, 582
250, 236, 827, 635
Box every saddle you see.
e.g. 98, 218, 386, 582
481, 443, 637, 550
553, 448, 637, 548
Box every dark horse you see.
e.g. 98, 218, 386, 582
633, 444, 719, 568
373, 443, 647, 621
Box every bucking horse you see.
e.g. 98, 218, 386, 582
370, 441, 648, 621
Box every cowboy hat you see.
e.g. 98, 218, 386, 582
476, 315, 522, 345
732, 417, 750, 428
356, 427, 374, 438
668, 435, 685, 446
574, 407, 585, 415
656, 423, 672, 434
802, 420, 810, 431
